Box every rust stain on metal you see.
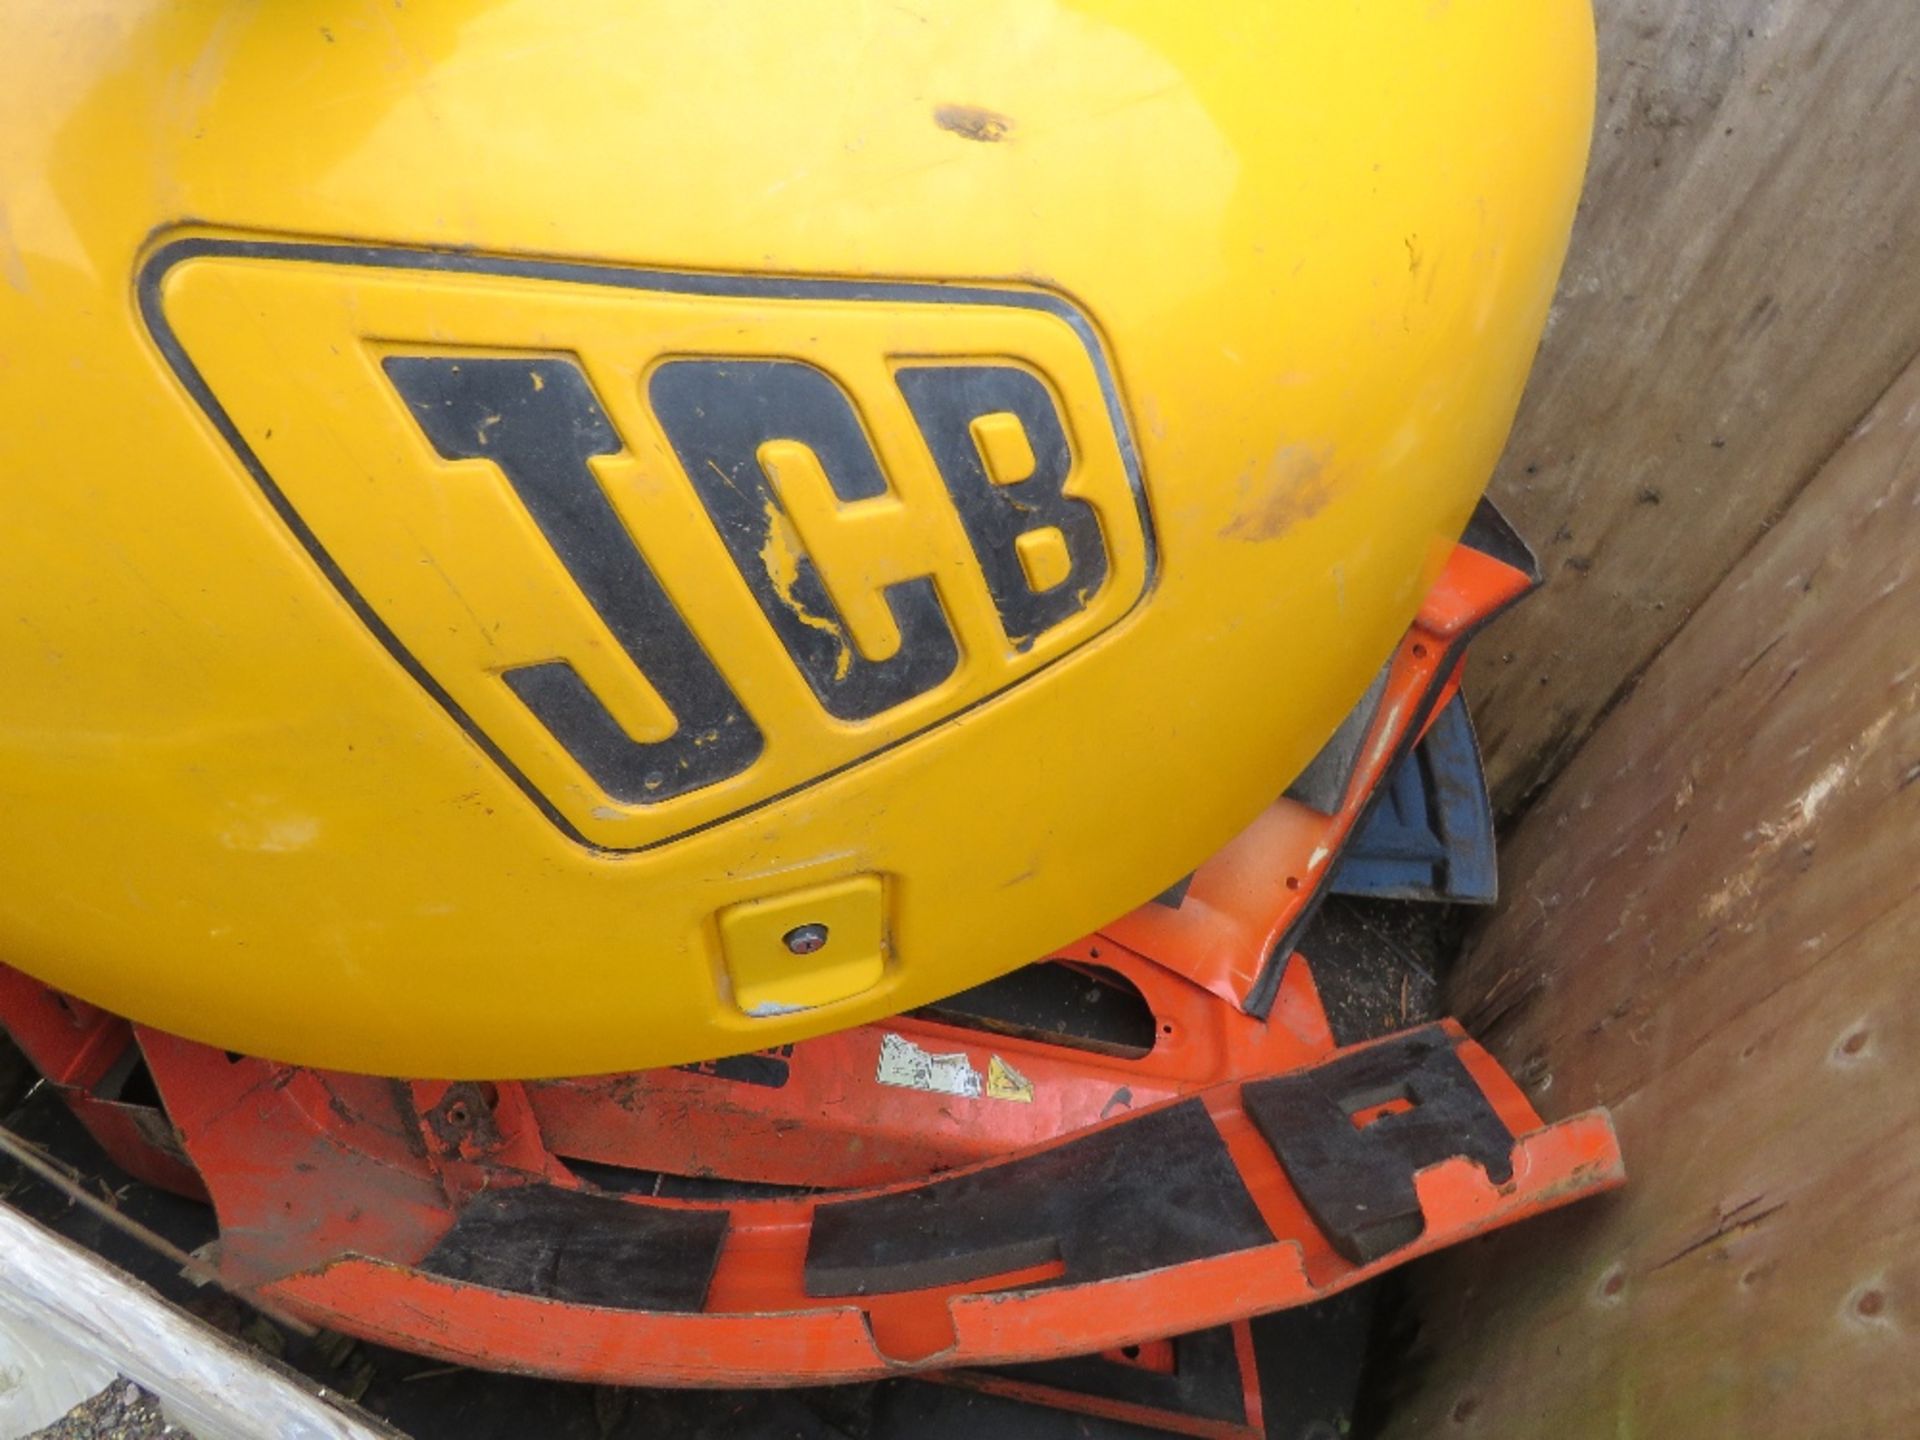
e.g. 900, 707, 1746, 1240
1219, 444, 1337, 543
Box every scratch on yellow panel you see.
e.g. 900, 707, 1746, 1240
759, 497, 852, 681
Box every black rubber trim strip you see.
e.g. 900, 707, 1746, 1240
1284, 660, 1392, 816
973, 1324, 1249, 1424
137, 233, 1157, 854
419, 1184, 731, 1312
1241, 1026, 1516, 1264
804, 1098, 1273, 1296
1461, 495, 1541, 583
1149, 870, 1194, 909
913, 961, 1156, 1056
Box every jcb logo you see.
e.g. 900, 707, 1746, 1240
145, 238, 1154, 850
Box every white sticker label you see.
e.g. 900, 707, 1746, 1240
875, 1033, 982, 1098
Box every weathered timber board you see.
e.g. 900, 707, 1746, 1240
1470, 0, 1920, 815
0, 1201, 398, 1440
1384, 342, 1920, 1435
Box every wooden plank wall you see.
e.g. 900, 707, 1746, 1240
1379, 1, 1920, 1431
1467, 0, 1920, 816
1385, 327, 1919, 1440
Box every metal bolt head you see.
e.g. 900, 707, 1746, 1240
782, 922, 829, 956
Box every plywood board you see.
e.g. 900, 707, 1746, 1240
0, 1202, 397, 1440
1384, 343, 1920, 1436
1469, 0, 1920, 814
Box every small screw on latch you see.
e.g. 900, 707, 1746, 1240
782, 923, 829, 956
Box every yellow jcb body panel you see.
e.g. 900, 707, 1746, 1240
0, 1, 1594, 1076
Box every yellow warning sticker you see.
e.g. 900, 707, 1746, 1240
986, 1055, 1035, 1104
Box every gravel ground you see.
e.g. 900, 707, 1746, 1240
25, 1381, 194, 1440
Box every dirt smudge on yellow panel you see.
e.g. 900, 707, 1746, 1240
1219, 444, 1337, 543
934, 103, 1014, 143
